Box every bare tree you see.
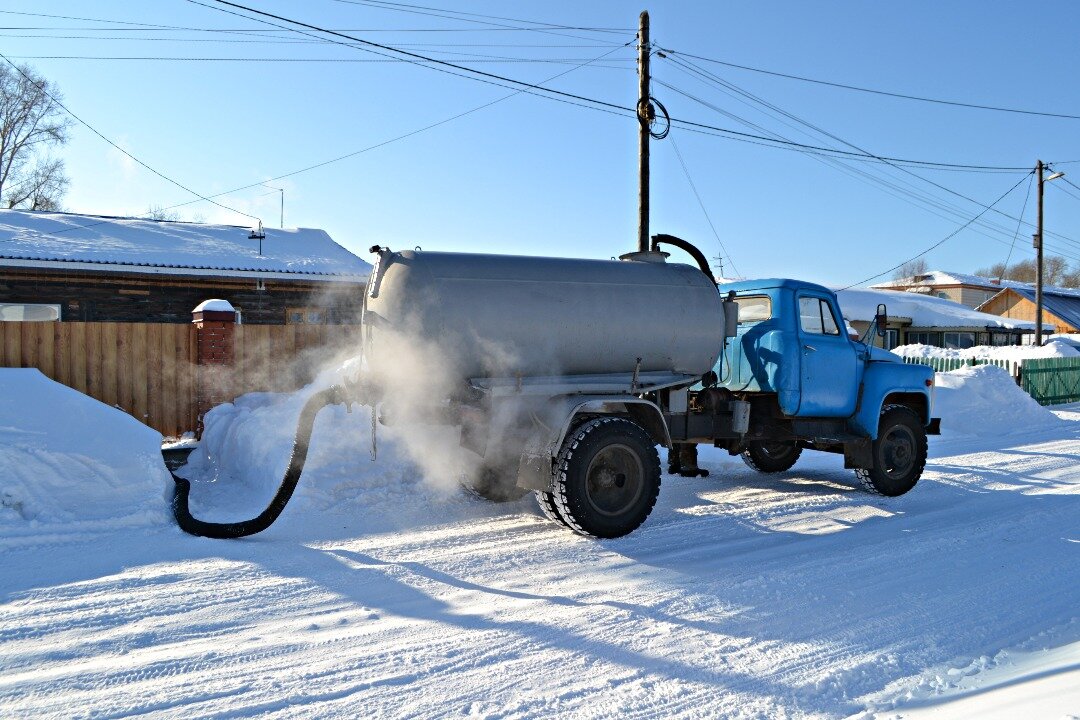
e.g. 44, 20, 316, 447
145, 204, 182, 222
975, 255, 1079, 287
0, 63, 71, 210
892, 258, 928, 281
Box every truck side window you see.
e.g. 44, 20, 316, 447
734, 295, 771, 323
799, 297, 841, 336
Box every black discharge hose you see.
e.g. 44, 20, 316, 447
651, 233, 715, 284
170, 385, 350, 539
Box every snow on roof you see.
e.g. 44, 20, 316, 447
872, 269, 1080, 299
835, 287, 1044, 330
0, 209, 372, 281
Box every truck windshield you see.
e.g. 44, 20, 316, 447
735, 295, 772, 323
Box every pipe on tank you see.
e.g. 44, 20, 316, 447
651, 234, 715, 284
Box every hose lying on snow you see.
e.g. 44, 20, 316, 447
171, 385, 350, 539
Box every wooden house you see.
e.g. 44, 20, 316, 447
976, 286, 1080, 335
0, 210, 371, 325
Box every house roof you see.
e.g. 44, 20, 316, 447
0, 209, 372, 282
835, 287, 1043, 331
872, 269, 1080, 298
982, 286, 1080, 330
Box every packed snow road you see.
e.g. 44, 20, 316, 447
1, 373, 1079, 718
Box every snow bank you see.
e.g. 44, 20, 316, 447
0, 369, 171, 534
179, 356, 489, 527
894, 341, 1080, 361
933, 364, 1065, 436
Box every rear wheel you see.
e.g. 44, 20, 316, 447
855, 404, 926, 497
535, 490, 570, 527
550, 417, 661, 538
741, 440, 802, 473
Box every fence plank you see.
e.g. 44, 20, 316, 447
160, 325, 177, 437
101, 323, 119, 408
1, 324, 18, 367
66, 323, 83, 393
83, 323, 99, 398
146, 323, 162, 433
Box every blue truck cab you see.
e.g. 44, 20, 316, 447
695, 278, 940, 496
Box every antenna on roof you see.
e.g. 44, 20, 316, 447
249, 220, 266, 257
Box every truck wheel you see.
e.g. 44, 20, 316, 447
741, 441, 802, 473
855, 404, 927, 497
551, 417, 661, 538
535, 491, 570, 527
461, 465, 529, 503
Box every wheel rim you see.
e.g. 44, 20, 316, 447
880, 425, 916, 478
585, 444, 644, 517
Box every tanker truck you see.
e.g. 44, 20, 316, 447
170, 235, 939, 540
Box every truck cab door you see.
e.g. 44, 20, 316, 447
796, 294, 858, 417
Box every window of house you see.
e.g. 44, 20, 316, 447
905, 331, 940, 347
0, 303, 60, 321
936, 291, 950, 300
990, 332, 1011, 346
734, 295, 771, 323
943, 331, 976, 349
884, 329, 899, 350
286, 307, 328, 324
798, 297, 840, 336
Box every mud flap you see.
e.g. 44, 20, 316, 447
843, 438, 874, 470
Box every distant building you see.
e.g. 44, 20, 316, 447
835, 287, 1042, 350
976, 286, 1080, 334
0, 210, 371, 324
871, 270, 1006, 309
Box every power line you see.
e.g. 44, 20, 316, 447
327, 0, 630, 43
0, 52, 258, 223
189, 0, 638, 117
328, 0, 630, 34
0, 8, 630, 34
840, 173, 1033, 289
7, 54, 635, 66
35, 38, 631, 236
1000, 172, 1036, 280
660, 55, 1080, 252
659, 48, 1080, 121
669, 137, 740, 277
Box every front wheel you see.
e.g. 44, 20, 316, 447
855, 404, 927, 497
550, 417, 661, 538
741, 440, 802, 473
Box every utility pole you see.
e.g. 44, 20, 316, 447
637, 10, 651, 253
1035, 159, 1045, 345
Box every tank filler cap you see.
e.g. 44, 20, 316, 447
619, 250, 669, 263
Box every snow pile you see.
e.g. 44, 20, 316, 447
179, 356, 491, 528
835, 287, 1037, 329
894, 341, 1080, 361
0, 369, 171, 533
933, 364, 1065, 436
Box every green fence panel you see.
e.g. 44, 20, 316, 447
1021, 357, 1080, 406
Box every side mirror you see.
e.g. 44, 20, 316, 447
875, 303, 888, 337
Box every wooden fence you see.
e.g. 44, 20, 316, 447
0, 322, 359, 437
1021, 357, 1080, 406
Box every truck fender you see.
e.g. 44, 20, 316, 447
848, 363, 934, 439
516, 396, 670, 491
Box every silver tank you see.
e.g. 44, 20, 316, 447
363, 250, 724, 380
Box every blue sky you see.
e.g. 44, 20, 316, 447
3, 0, 1079, 286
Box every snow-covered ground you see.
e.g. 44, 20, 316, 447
894, 340, 1080, 362
2, 367, 1079, 719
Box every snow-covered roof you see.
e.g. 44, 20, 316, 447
835, 287, 1044, 330
0, 209, 372, 282
872, 269, 1080, 299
